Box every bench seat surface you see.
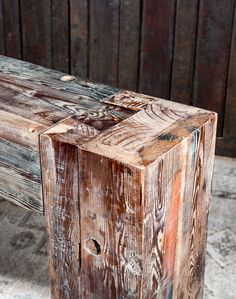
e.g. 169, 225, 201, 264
0, 55, 215, 214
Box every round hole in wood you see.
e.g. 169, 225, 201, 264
86, 238, 101, 256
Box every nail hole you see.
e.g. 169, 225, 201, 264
86, 238, 101, 256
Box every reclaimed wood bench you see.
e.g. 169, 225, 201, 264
0, 56, 217, 299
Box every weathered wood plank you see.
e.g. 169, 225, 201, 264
51, 0, 69, 73
0, 138, 41, 181
142, 138, 188, 297
20, 0, 52, 67
79, 150, 143, 298
171, 0, 199, 104
70, 0, 88, 78
0, 110, 46, 151
172, 115, 217, 298
142, 115, 217, 297
2, 0, 21, 59
0, 76, 135, 129
139, 0, 176, 98
0, 55, 119, 101
118, 0, 141, 90
216, 137, 236, 157
40, 136, 80, 298
0, 84, 70, 126
40, 117, 102, 298
224, 5, 236, 141
0, 0, 5, 55
0, 162, 42, 212
193, 0, 234, 135
103, 90, 206, 113
89, 0, 120, 86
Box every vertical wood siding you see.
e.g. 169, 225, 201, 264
0, 0, 235, 155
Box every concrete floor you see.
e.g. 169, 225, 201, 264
0, 155, 235, 299
204, 156, 236, 299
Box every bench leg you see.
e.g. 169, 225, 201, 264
40, 116, 216, 298
40, 134, 81, 299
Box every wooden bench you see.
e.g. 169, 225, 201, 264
0, 56, 217, 299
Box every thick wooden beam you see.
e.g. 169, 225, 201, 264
0, 57, 217, 298
40, 91, 217, 298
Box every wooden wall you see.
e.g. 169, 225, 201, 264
0, 0, 235, 156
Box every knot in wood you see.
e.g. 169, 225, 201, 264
85, 237, 101, 256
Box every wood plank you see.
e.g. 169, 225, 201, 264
0, 138, 41, 181
143, 138, 188, 297
172, 116, 217, 298
79, 150, 143, 297
118, 0, 141, 90
103, 90, 206, 113
139, 0, 176, 98
2, 0, 21, 59
20, 0, 52, 67
216, 137, 236, 157
224, 5, 236, 141
89, 0, 120, 86
0, 56, 119, 101
0, 75, 135, 129
0, 110, 46, 151
70, 0, 88, 79
0, 0, 5, 55
0, 84, 70, 126
40, 117, 102, 298
0, 162, 42, 212
143, 115, 217, 297
171, 0, 199, 104
41, 136, 80, 298
51, 0, 69, 73
82, 92, 215, 168
193, 0, 234, 135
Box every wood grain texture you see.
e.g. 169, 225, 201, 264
2, 0, 21, 59
0, 57, 134, 214
51, 0, 69, 73
172, 115, 217, 298
193, 0, 234, 135
0, 138, 40, 181
0, 55, 119, 101
40, 117, 101, 298
70, 0, 88, 78
0, 136, 42, 212
171, 0, 199, 104
0, 162, 42, 212
0, 56, 217, 297
40, 135, 81, 298
20, 0, 52, 67
89, 0, 119, 86
79, 151, 143, 298
0, 0, 5, 55
139, 0, 176, 98
118, 0, 141, 90
40, 99, 216, 298
143, 115, 217, 298
0, 108, 44, 211
224, 5, 236, 141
